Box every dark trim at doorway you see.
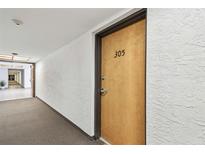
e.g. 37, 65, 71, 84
32, 63, 36, 97
94, 8, 147, 143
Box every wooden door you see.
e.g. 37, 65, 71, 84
101, 19, 145, 145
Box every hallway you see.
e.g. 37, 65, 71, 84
8, 80, 22, 88
0, 98, 103, 145
1, 7, 205, 146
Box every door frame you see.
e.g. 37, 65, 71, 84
0, 60, 36, 97
94, 8, 147, 142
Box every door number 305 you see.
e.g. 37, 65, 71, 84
114, 50, 125, 58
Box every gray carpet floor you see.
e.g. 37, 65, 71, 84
0, 98, 103, 145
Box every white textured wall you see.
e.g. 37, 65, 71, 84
36, 8, 205, 143
36, 8, 139, 136
36, 32, 94, 135
147, 8, 205, 144
0, 68, 8, 88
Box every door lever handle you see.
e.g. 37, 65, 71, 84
100, 88, 108, 96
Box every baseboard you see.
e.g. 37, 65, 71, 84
35, 96, 96, 141
100, 137, 111, 145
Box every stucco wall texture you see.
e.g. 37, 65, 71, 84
147, 9, 205, 144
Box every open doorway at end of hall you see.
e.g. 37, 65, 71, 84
8, 69, 24, 89
0, 62, 35, 102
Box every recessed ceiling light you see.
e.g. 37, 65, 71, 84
12, 19, 23, 26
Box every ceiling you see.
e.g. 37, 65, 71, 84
0, 8, 124, 62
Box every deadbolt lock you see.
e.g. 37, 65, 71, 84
100, 88, 108, 96
101, 75, 105, 80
